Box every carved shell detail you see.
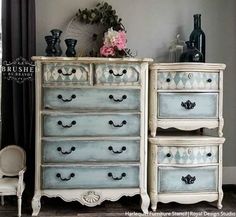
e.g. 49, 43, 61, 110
82, 191, 100, 203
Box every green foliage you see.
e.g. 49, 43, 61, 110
76, 2, 124, 31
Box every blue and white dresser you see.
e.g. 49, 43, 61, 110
31, 57, 152, 216
148, 63, 226, 211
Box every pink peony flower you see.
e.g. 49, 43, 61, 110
116, 31, 127, 50
100, 45, 115, 57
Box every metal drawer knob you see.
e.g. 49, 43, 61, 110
166, 78, 171, 83
207, 78, 212, 83
108, 120, 127, 127
57, 94, 76, 102
108, 146, 126, 154
57, 146, 76, 155
166, 153, 171, 157
207, 152, 212, 157
109, 95, 127, 102
56, 173, 75, 181
107, 172, 126, 180
57, 120, 76, 128
181, 174, 196, 184
181, 100, 196, 110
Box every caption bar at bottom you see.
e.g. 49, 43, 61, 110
125, 211, 236, 217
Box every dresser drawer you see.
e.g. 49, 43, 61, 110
158, 93, 218, 118
44, 88, 140, 110
158, 146, 218, 164
43, 114, 140, 137
158, 166, 218, 193
42, 166, 139, 189
95, 63, 141, 85
43, 63, 90, 84
43, 140, 140, 163
157, 71, 219, 90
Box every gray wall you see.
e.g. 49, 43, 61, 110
36, 0, 236, 166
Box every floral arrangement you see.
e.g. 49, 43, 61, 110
76, 2, 133, 57
100, 28, 127, 57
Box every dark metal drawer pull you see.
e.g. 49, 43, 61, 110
207, 152, 212, 157
57, 146, 76, 155
56, 173, 75, 181
207, 78, 212, 83
108, 146, 126, 154
107, 172, 126, 180
57, 94, 76, 102
109, 69, 127, 77
166, 78, 171, 82
181, 174, 196, 184
108, 120, 127, 127
181, 100, 196, 110
166, 153, 171, 157
57, 68, 76, 76
57, 120, 76, 128
109, 95, 127, 102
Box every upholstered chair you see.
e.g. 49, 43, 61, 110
0, 145, 26, 217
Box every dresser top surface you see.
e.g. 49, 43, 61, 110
32, 56, 153, 63
150, 62, 226, 71
149, 135, 225, 144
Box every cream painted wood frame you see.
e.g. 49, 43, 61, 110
31, 57, 153, 216
148, 136, 225, 211
149, 63, 226, 137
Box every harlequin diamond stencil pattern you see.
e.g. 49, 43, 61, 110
157, 71, 219, 90
158, 146, 218, 164
95, 64, 141, 85
43, 63, 89, 82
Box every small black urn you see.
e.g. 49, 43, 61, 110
179, 41, 203, 62
45, 36, 56, 56
65, 39, 77, 57
50, 29, 63, 56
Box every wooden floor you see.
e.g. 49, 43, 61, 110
0, 189, 236, 217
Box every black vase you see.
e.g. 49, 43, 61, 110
65, 39, 77, 57
50, 29, 63, 56
179, 41, 203, 62
189, 14, 206, 62
45, 36, 56, 56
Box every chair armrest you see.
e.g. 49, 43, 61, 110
17, 167, 26, 195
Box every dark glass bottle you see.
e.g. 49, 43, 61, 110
189, 14, 206, 62
179, 41, 203, 62
65, 39, 77, 57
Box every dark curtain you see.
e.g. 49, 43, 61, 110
1, 0, 36, 198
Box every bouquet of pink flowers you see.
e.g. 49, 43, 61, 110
100, 28, 128, 57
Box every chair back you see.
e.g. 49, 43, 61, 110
0, 145, 26, 176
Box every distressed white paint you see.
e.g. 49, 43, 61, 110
32, 57, 152, 216
148, 136, 225, 211
149, 63, 226, 136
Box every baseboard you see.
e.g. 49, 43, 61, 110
223, 166, 236, 184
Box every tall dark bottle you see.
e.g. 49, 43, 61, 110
190, 14, 206, 62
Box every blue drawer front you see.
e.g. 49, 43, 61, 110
43, 140, 140, 163
43, 114, 140, 137
44, 88, 140, 110
158, 146, 218, 164
42, 166, 139, 189
158, 166, 218, 193
158, 93, 218, 118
